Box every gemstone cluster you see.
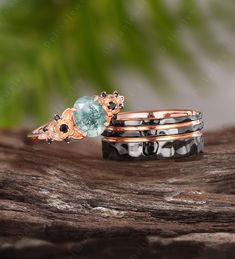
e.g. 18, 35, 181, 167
29, 91, 124, 143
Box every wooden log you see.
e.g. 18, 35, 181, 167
0, 127, 235, 258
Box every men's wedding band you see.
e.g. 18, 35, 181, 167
102, 109, 204, 160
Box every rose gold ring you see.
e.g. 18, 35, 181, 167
106, 119, 202, 132
28, 91, 124, 144
103, 131, 202, 143
114, 109, 201, 121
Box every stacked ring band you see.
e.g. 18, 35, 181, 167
102, 109, 204, 160
104, 120, 203, 137
28, 91, 125, 143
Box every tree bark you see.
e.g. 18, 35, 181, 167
0, 127, 235, 258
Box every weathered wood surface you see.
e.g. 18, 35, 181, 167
0, 127, 235, 258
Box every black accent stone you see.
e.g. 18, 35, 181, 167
42, 126, 48, 132
101, 92, 107, 98
54, 114, 61, 121
108, 102, 116, 110
60, 124, 69, 133
47, 138, 52, 144
119, 103, 124, 109
143, 142, 158, 156
65, 137, 71, 143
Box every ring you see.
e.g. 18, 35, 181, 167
104, 120, 204, 137
28, 91, 124, 143
102, 133, 204, 160
110, 109, 202, 126
102, 109, 204, 160
103, 131, 202, 143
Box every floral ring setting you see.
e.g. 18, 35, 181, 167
28, 91, 125, 144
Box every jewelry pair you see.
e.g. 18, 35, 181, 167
29, 92, 204, 160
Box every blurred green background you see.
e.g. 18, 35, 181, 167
0, 0, 234, 128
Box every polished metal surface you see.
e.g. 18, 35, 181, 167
102, 136, 204, 160
111, 111, 202, 126
103, 120, 204, 137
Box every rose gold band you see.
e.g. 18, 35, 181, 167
28, 122, 52, 138
106, 119, 202, 132
103, 131, 202, 143
115, 109, 200, 121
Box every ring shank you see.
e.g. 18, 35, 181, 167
102, 135, 204, 160
106, 119, 202, 132
103, 131, 202, 143
115, 109, 201, 121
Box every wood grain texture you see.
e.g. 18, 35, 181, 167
0, 128, 235, 258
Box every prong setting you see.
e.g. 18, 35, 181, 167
101, 91, 107, 98
113, 91, 119, 97
47, 138, 52, 144
65, 137, 71, 143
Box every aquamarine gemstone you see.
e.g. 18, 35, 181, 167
73, 96, 106, 137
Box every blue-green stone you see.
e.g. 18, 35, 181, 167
73, 96, 106, 137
